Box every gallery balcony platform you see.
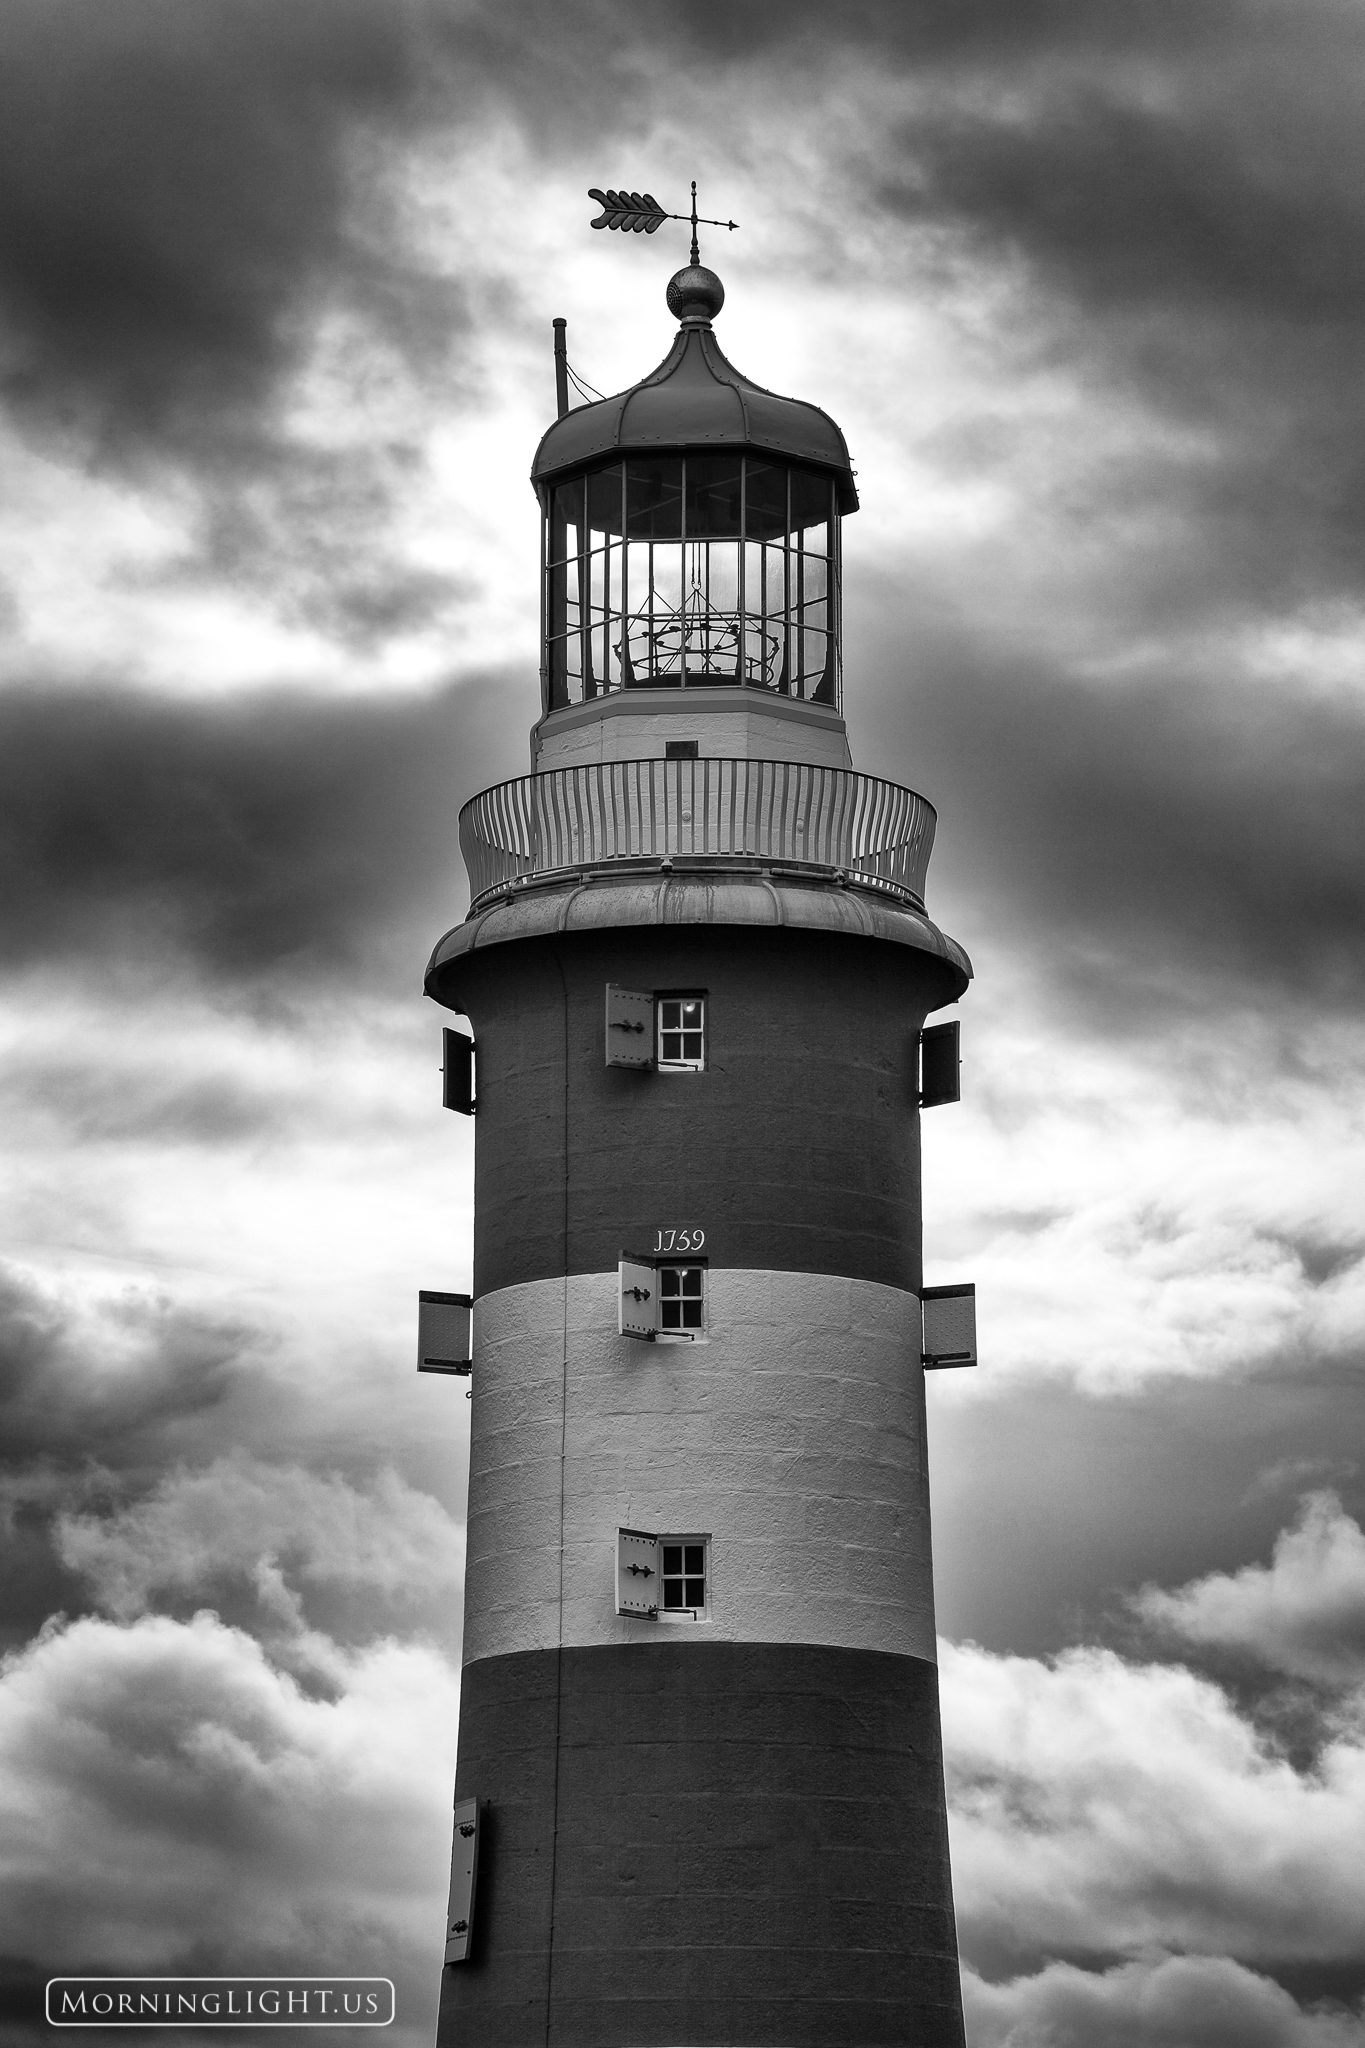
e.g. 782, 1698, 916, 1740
458, 757, 938, 915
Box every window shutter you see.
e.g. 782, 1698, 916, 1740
443, 1028, 475, 1114
922, 1283, 976, 1368
619, 1256, 657, 1341
605, 985, 654, 1068
919, 1020, 960, 1108
418, 1291, 472, 1374
616, 1527, 660, 1616
443, 1797, 480, 1964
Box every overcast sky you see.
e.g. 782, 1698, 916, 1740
2, 4, 1364, 2044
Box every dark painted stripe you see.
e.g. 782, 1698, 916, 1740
441, 925, 952, 1300
437, 1641, 965, 2048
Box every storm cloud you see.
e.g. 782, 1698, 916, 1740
0, 0, 434, 459
0, 674, 528, 990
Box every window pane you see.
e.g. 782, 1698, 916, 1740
745, 460, 787, 542
551, 479, 583, 561
585, 463, 623, 538
663, 1545, 682, 1575
704, 540, 739, 616
800, 538, 829, 592
744, 617, 779, 687
626, 459, 683, 540
650, 545, 682, 615
789, 467, 830, 532
684, 1545, 704, 1575
764, 545, 787, 616
794, 524, 826, 573
685, 1578, 705, 1606
686, 456, 743, 538
660, 994, 705, 1068
800, 627, 828, 686
663, 1582, 683, 1608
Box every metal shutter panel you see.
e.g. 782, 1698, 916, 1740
605, 984, 654, 1068
618, 1256, 657, 1340
442, 1028, 475, 1113
418, 1292, 472, 1373
922, 1284, 976, 1368
919, 1020, 961, 1107
443, 1797, 480, 1963
617, 1527, 660, 1616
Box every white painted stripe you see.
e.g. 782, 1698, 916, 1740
463, 1269, 937, 1666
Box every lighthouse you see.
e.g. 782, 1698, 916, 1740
425, 233, 973, 2048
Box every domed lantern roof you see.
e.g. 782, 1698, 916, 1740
533, 253, 856, 731
531, 265, 859, 513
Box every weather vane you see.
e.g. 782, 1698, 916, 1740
588, 180, 738, 267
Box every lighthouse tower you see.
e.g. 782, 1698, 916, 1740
426, 253, 972, 2048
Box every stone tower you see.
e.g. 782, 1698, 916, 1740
426, 256, 972, 2048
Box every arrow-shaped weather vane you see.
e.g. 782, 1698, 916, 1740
588, 179, 738, 266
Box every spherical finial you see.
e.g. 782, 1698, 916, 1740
667, 265, 725, 324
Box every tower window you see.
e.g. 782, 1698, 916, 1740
657, 995, 705, 1070
658, 1262, 705, 1333
619, 1254, 708, 1341
616, 1526, 710, 1620
606, 985, 707, 1072
661, 1541, 707, 1614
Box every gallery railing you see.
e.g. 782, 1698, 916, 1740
459, 758, 937, 911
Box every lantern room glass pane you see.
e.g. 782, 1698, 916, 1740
626, 459, 682, 540
550, 479, 583, 563
744, 461, 788, 542
543, 453, 840, 710
801, 549, 829, 604
789, 468, 830, 533
685, 456, 743, 537
585, 463, 624, 538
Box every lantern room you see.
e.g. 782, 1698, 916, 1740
531, 263, 859, 742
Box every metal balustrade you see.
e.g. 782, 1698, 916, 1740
459, 758, 937, 911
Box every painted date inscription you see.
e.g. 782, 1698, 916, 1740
652, 1228, 705, 1254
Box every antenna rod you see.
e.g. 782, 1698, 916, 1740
553, 316, 569, 419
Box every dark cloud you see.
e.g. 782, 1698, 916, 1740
857, 10, 1365, 611
883, 74, 1365, 328
0, 0, 488, 645
0, 670, 535, 992
854, 608, 1365, 1034
927, 1355, 1365, 1664
0, 0, 440, 458
0, 1257, 469, 1653
0, 1058, 309, 1148
0, 1264, 250, 1476
0, 1262, 257, 1648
